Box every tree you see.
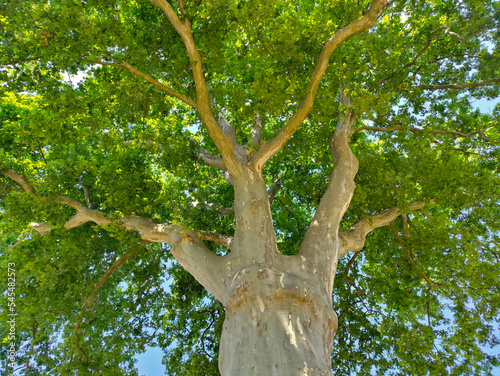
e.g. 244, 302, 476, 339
1, 0, 499, 374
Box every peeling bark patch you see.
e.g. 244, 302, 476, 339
236, 281, 249, 295
178, 233, 194, 244
257, 269, 268, 280
249, 199, 262, 214
286, 317, 298, 348
257, 296, 265, 312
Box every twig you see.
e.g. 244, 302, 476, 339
390, 221, 436, 290
200, 310, 217, 360
73, 244, 143, 362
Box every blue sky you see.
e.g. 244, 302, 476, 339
136, 346, 167, 376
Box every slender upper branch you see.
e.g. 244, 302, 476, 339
339, 200, 435, 257
73, 244, 141, 359
465, 10, 500, 40
400, 78, 500, 91
1, 56, 42, 68
352, 120, 497, 143
122, 62, 198, 108
378, 26, 462, 86
250, 0, 389, 171
147, 0, 241, 175
84, 58, 198, 108
122, 138, 228, 170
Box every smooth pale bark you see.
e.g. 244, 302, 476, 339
219, 258, 338, 376
217, 166, 341, 375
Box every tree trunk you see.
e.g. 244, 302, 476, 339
219, 259, 338, 375
213, 165, 342, 375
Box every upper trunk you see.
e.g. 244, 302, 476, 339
215, 166, 346, 375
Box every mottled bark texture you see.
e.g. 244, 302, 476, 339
212, 96, 358, 374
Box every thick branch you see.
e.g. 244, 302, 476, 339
298, 92, 359, 296
147, 0, 241, 175
250, 113, 264, 148
218, 114, 248, 162
250, 0, 389, 170
301, 92, 359, 250
3, 170, 229, 303
197, 230, 233, 248
339, 200, 435, 256
197, 147, 226, 170
1, 170, 37, 196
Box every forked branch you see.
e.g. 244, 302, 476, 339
250, 0, 389, 170
339, 200, 435, 256
299, 92, 359, 269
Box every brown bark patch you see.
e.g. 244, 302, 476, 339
257, 269, 269, 280
178, 233, 194, 244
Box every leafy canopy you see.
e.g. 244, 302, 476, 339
1, 0, 499, 375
